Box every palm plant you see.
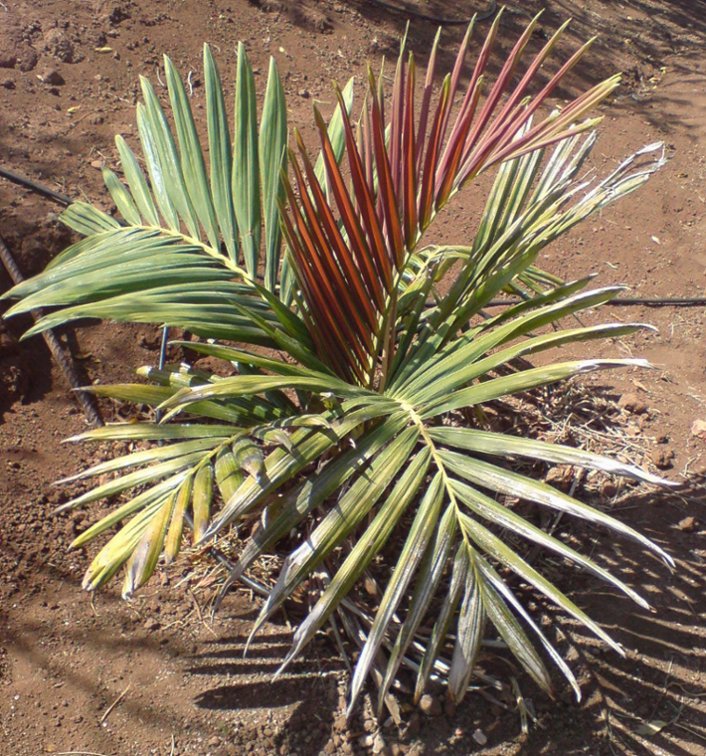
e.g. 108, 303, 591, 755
3, 12, 672, 714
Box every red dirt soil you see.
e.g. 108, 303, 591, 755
1, 1, 704, 754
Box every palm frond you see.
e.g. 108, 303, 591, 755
282, 15, 621, 385
392, 136, 665, 374
1, 46, 354, 351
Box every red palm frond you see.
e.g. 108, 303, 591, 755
281, 13, 621, 387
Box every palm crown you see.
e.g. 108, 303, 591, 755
3, 11, 671, 714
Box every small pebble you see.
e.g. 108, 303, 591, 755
651, 447, 674, 470
691, 419, 706, 440
618, 392, 648, 415
691, 460, 706, 477
41, 68, 65, 86
601, 480, 617, 498
418, 693, 441, 717
472, 728, 488, 745
677, 516, 697, 532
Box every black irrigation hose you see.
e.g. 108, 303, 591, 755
365, 0, 498, 25
1, 164, 704, 309
486, 296, 706, 307
0, 166, 72, 207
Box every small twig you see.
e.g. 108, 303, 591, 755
511, 677, 534, 735
672, 720, 706, 742
99, 683, 131, 724
179, 516, 272, 614
476, 687, 511, 710
666, 682, 706, 698
187, 587, 203, 621
328, 614, 353, 674
160, 617, 186, 632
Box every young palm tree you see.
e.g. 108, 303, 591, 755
3, 12, 671, 713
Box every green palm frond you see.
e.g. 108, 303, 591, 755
1, 46, 354, 344
165, 284, 671, 713
397, 134, 665, 362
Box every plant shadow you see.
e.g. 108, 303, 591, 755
189, 618, 347, 754
521, 477, 706, 755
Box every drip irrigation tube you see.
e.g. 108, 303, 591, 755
486, 295, 706, 307
0, 166, 72, 207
